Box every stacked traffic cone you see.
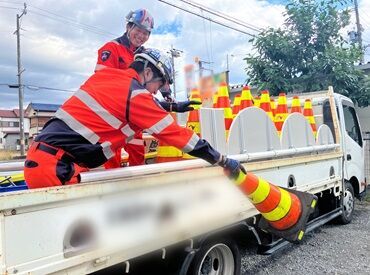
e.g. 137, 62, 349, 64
240, 86, 254, 110
232, 94, 241, 118
275, 92, 289, 135
183, 88, 202, 159
235, 170, 317, 242
254, 96, 260, 108
215, 82, 233, 138
259, 90, 274, 121
270, 98, 277, 117
156, 113, 183, 163
290, 96, 302, 113
303, 99, 317, 136
212, 91, 218, 108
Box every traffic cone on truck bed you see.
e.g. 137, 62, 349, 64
156, 113, 183, 163
184, 88, 202, 159
234, 169, 317, 242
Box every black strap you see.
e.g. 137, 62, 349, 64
37, 143, 75, 163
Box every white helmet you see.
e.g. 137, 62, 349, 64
135, 48, 174, 84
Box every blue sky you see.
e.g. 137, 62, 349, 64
0, 0, 368, 109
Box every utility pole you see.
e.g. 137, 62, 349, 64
354, 0, 364, 63
15, 3, 27, 156
168, 45, 182, 99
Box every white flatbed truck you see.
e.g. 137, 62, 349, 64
0, 88, 366, 275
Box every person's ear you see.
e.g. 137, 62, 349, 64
143, 67, 153, 81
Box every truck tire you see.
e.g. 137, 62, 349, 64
337, 181, 355, 224
187, 239, 241, 275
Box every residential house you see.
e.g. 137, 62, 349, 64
0, 109, 30, 150
25, 103, 60, 142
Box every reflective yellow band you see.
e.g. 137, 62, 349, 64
235, 171, 246, 186
157, 146, 182, 157
247, 178, 270, 204
261, 188, 291, 221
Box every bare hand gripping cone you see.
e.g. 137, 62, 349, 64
234, 169, 317, 242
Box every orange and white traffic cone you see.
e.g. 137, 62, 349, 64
259, 90, 274, 121
275, 92, 289, 135
156, 113, 183, 163
235, 170, 317, 242
303, 99, 317, 136
232, 94, 241, 118
240, 86, 254, 110
216, 82, 233, 138
290, 96, 302, 113
184, 88, 202, 159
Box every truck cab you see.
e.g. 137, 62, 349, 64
320, 94, 366, 197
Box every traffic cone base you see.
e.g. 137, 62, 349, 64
259, 187, 317, 242
235, 171, 317, 243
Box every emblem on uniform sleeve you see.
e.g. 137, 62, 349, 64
101, 50, 111, 61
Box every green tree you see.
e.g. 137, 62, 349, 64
246, 0, 370, 106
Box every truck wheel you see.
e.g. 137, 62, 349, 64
337, 181, 355, 224
187, 239, 241, 275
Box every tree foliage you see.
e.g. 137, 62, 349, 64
245, 0, 370, 106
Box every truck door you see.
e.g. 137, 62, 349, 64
341, 100, 365, 190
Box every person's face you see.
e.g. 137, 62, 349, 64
127, 25, 150, 48
143, 68, 165, 94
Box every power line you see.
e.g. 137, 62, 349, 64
0, 5, 19, 10
177, 0, 263, 33
0, 1, 120, 37
27, 3, 118, 37
27, 9, 118, 37
158, 0, 257, 37
0, 83, 75, 93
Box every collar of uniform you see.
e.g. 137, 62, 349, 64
117, 33, 137, 53
126, 68, 141, 82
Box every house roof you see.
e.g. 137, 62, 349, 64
0, 110, 17, 118
29, 103, 60, 112
0, 109, 28, 118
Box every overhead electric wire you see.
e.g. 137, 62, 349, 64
0, 5, 19, 10
27, 9, 118, 37
158, 0, 256, 37
0, 1, 119, 37
0, 83, 75, 93
27, 3, 118, 37
177, 0, 263, 32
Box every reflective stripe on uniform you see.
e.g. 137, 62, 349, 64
101, 141, 114, 159
95, 64, 107, 71
247, 178, 270, 204
261, 188, 292, 221
128, 138, 144, 146
146, 114, 174, 134
131, 89, 149, 99
75, 89, 122, 129
182, 132, 200, 153
56, 109, 100, 144
121, 124, 135, 137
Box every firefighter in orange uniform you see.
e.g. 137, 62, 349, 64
96, 9, 154, 168
24, 49, 243, 189
96, 9, 198, 168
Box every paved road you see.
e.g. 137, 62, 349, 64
240, 199, 370, 274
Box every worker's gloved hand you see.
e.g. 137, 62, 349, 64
173, 101, 201, 113
158, 101, 201, 113
218, 156, 246, 180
